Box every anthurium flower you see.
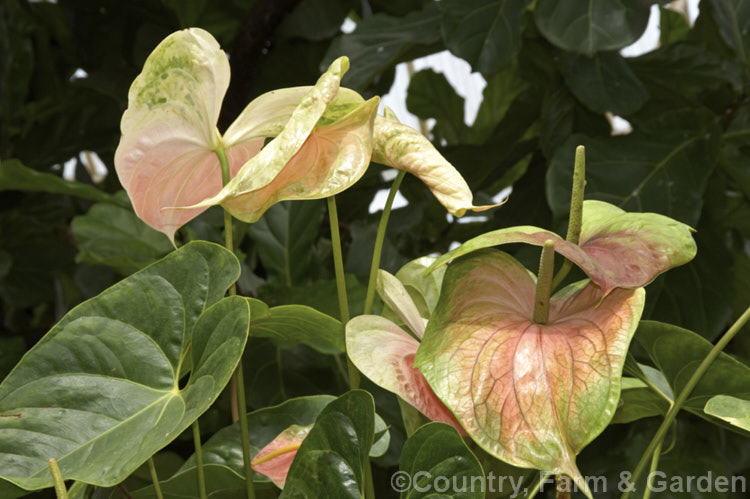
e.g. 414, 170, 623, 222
114, 27, 359, 241
191, 98, 500, 221
429, 200, 696, 295
415, 249, 645, 498
346, 269, 464, 433
251, 424, 311, 488
371, 116, 501, 217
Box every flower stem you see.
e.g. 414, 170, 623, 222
552, 145, 586, 290
148, 457, 164, 499
621, 305, 750, 498
192, 422, 207, 499
327, 196, 351, 324
533, 240, 556, 324
642, 439, 663, 499
326, 196, 359, 390
364, 169, 406, 315
48, 458, 68, 499
216, 146, 255, 499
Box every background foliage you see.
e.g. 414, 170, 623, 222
2, 0, 750, 497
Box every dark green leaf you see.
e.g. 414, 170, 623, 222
547, 109, 721, 226
0, 159, 114, 203
439, 0, 526, 74
406, 69, 467, 145
534, 0, 653, 55
612, 366, 672, 424
180, 395, 334, 479
725, 105, 750, 148
72, 193, 173, 275
636, 320, 750, 431
659, 6, 690, 46
278, 0, 355, 41
281, 390, 375, 498
248, 298, 345, 354
0, 242, 247, 490
711, 0, 750, 66
399, 422, 484, 498
259, 275, 368, 318
248, 200, 324, 286
322, 4, 441, 89
130, 464, 248, 498
629, 43, 743, 110
0, 337, 25, 380
470, 61, 528, 143
558, 51, 648, 116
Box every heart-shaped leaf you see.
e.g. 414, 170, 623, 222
0, 241, 247, 490
429, 200, 696, 295
534, 0, 652, 55
439, 0, 526, 74
399, 422, 484, 499
280, 390, 375, 498
372, 115, 501, 217
346, 315, 463, 432
635, 320, 750, 432
415, 250, 645, 496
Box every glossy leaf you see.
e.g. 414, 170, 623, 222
430, 200, 696, 295
547, 109, 721, 226
347, 315, 464, 432
439, 0, 526, 74
71, 193, 173, 275
114, 28, 250, 242
372, 115, 501, 217
534, 0, 652, 55
399, 422, 484, 499
0, 241, 247, 490
636, 321, 750, 424
248, 298, 345, 354
558, 51, 648, 116
0, 159, 113, 203
252, 424, 311, 488
704, 395, 750, 432
416, 250, 645, 494
281, 390, 375, 498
